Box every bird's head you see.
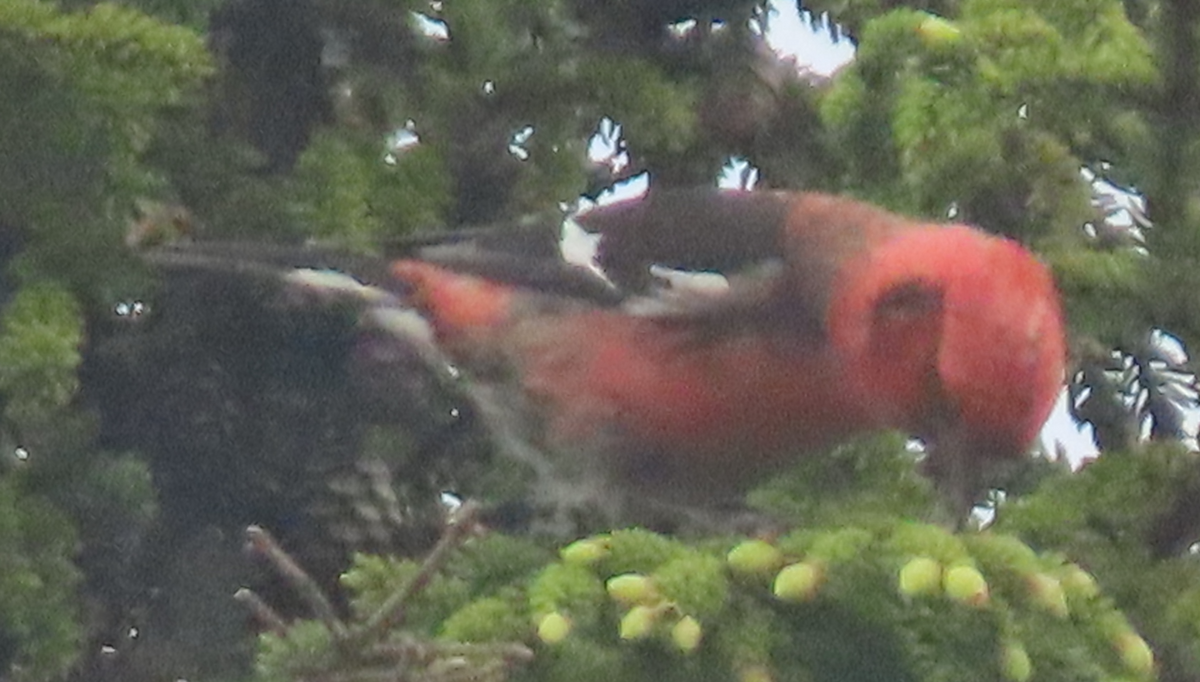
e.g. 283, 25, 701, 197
827, 226, 1066, 505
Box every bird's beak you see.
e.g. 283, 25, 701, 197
921, 422, 1022, 522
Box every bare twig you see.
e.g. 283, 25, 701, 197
234, 587, 289, 636
356, 501, 483, 642
240, 501, 527, 682
245, 524, 350, 641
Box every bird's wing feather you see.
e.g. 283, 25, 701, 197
575, 188, 792, 285
374, 189, 809, 332
577, 189, 917, 335
143, 189, 914, 338
389, 189, 922, 338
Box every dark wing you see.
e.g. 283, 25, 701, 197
577, 188, 839, 336
144, 188, 830, 333
142, 240, 397, 286
575, 187, 793, 291
142, 222, 623, 305
384, 189, 800, 321
404, 188, 825, 336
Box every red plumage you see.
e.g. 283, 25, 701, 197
392, 190, 1067, 518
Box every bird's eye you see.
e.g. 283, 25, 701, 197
874, 280, 943, 325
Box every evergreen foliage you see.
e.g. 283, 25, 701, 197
0, 0, 1196, 680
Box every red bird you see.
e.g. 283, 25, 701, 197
390, 189, 1066, 521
